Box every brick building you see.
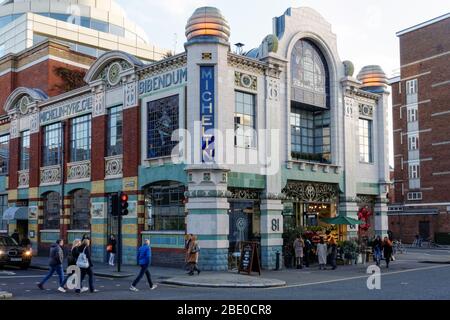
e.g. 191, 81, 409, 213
0, 39, 95, 116
389, 13, 450, 244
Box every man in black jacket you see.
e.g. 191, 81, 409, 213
37, 239, 67, 293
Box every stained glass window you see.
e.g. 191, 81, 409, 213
71, 189, 90, 230
44, 192, 60, 230
291, 39, 329, 108
147, 95, 179, 159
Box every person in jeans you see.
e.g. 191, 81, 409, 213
107, 235, 117, 266
37, 239, 67, 293
130, 239, 157, 291
76, 238, 98, 293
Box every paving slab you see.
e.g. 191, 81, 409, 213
163, 273, 286, 288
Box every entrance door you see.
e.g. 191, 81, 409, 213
229, 201, 254, 253
16, 220, 28, 244
419, 221, 430, 240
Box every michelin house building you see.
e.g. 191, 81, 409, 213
0, 6, 390, 271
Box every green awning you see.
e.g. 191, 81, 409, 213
321, 216, 363, 225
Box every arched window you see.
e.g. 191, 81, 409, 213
144, 182, 185, 231
291, 39, 329, 108
71, 189, 90, 230
44, 192, 60, 230
290, 39, 331, 163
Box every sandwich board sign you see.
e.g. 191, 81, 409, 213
238, 241, 261, 276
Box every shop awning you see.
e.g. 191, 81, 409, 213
2, 207, 28, 220
322, 216, 364, 225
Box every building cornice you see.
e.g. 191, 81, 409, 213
137, 53, 187, 79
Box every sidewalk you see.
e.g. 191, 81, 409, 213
29, 250, 449, 288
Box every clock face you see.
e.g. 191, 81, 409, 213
108, 62, 122, 86
19, 96, 30, 115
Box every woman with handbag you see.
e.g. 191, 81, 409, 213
107, 235, 117, 266
187, 235, 201, 276
76, 238, 98, 293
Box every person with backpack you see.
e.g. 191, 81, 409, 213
37, 239, 67, 292
187, 235, 201, 275
75, 238, 98, 293
130, 239, 157, 291
107, 235, 117, 266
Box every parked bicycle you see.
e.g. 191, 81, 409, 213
393, 240, 406, 254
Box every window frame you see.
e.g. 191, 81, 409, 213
20, 130, 30, 170
70, 115, 92, 163
0, 134, 9, 175
42, 123, 62, 167
406, 79, 418, 95
234, 91, 257, 149
106, 105, 124, 157
359, 118, 373, 163
409, 163, 420, 180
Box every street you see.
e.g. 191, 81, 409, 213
1, 248, 449, 300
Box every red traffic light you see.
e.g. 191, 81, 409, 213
121, 193, 128, 202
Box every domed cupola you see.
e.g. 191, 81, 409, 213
185, 7, 230, 45
357, 65, 388, 94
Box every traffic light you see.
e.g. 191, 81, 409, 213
110, 194, 119, 216
120, 192, 129, 216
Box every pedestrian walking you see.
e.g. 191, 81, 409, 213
329, 237, 337, 270
372, 235, 382, 266
293, 235, 304, 269
37, 239, 67, 292
11, 229, 20, 244
76, 238, 98, 293
130, 239, 157, 291
304, 237, 312, 267
187, 235, 201, 276
107, 235, 117, 266
184, 233, 193, 272
316, 237, 327, 270
67, 239, 81, 266
383, 237, 393, 269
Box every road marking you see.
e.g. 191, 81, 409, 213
0, 275, 45, 279
0, 271, 16, 275
25, 290, 31, 292
116, 284, 121, 287
266, 264, 450, 290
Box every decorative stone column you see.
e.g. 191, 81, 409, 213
260, 195, 284, 270
374, 196, 389, 238
339, 197, 360, 239
185, 165, 230, 271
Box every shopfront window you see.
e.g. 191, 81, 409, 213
42, 123, 62, 167
71, 189, 91, 230
107, 106, 123, 156
70, 115, 91, 162
144, 182, 185, 231
147, 95, 179, 159
43, 192, 60, 230
20, 131, 30, 170
0, 134, 9, 175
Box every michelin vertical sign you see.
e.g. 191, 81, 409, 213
200, 66, 215, 163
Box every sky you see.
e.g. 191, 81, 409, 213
116, 0, 450, 166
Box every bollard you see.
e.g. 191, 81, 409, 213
275, 251, 280, 270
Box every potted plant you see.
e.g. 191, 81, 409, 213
341, 240, 358, 265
